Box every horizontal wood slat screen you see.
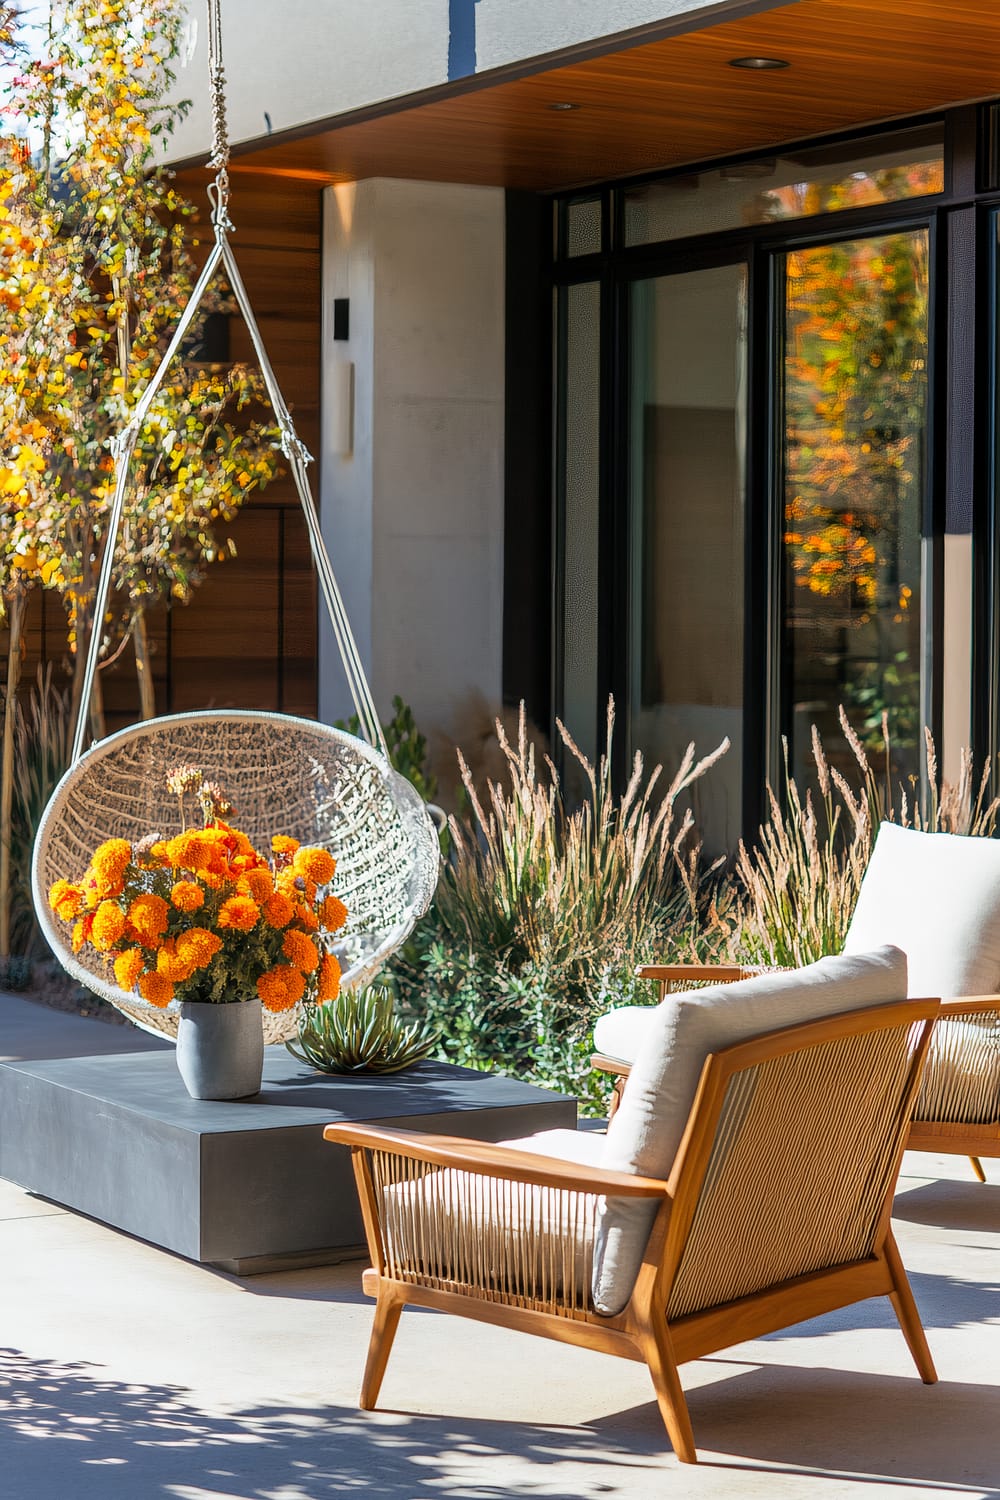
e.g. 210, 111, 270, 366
228, 0, 1000, 192
1, 173, 322, 737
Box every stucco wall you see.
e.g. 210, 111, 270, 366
164, 0, 741, 163
318, 178, 505, 741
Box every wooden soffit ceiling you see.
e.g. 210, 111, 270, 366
217, 0, 1000, 193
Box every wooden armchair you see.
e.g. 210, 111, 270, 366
326, 994, 939, 1464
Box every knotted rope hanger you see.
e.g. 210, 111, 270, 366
72, 0, 386, 765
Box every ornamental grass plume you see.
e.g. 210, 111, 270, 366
393, 699, 728, 1109
47, 768, 348, 1014
731, 708, 1000, 969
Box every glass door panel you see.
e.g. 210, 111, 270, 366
782, 228, 929, 784
628, 263, 748, 852
556, 280, 601, 764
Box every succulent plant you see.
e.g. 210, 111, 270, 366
286, 982, 438, 1075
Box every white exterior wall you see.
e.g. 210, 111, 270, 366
166, 0, 738, 162
319, 179, 505, 740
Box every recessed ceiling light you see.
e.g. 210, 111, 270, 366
728, 55, 790, 70
548, 101, 580, 111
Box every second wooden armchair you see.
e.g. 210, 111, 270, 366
594, 823, 1000, 1174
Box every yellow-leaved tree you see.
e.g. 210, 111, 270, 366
0, 0, 282, 959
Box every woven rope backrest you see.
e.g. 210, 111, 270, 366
667, 1020, 917, 1321
33, 711, 438, 1038
369, 1149, 598, 1318
913, 1008, 1000, 1125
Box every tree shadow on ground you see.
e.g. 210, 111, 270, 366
0, 1348, 665, 1500
5, 1345, 1000, 1497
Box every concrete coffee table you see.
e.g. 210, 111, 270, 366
0, 1049, 576, 1273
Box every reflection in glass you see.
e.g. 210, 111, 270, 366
782, 229, 928, 785
629, 264, 747, 852
623, 123, 944, 246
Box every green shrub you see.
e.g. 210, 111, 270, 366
390, 701, 728, 1115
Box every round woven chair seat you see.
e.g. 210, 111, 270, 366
32, 710, 440, 1045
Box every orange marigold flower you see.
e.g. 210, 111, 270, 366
176, 927, 223, 969
317, 952, 341, 1004
217, 895, 259, 932
165, 830, 217, 873
321, 895, 348, 933
49, 879, 82, 922
138, 971, 174, 1009
238, 866, 273, 901
113, 948, 145, 991
156, 941, 195, 984
91, 899, 127, 952
271, 835, 299, 856
296, 905, 319, 932
262, 891, 294, 929
292, 846, 336, 885
256, 964, 306, 1012
91, 838, 132, 885
282, 928, 319, 973
71, 920, 87, 954
171, 880, 204, 913
127, 892, 169, 944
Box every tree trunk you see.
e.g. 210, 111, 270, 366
69, 599, 89, 739
132, 605, 156, 720
0, 587, 28, 960
70, 595, 107, 748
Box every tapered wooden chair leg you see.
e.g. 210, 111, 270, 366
969, 1156, 987, 1183
360, 1287, 404, 1410
640, 1318, 698, 1464
884, 1233, 937, 1384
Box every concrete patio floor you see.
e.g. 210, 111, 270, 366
1, 989, 998, 1500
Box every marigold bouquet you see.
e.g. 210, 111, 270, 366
47, 767, 347, 1013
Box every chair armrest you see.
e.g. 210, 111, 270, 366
937, 995, 1000, 1018
323, 1121, 669, 1198
636, 963, 747, 984
591, 1051, 631, 1079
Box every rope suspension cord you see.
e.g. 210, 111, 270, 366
71, 0, 387, 766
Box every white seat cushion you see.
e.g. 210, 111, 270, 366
592, 944, 908, 1315
843, 822, 1000, 999
593, 1006, 656, 1065
380, 1129, 604, 1301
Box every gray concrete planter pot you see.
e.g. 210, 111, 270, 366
175, 997, 265, 1100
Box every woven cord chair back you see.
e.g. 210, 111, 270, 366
32, 712, 439, 1044
665, 1007, 931, 1322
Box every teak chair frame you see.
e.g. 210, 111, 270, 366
594, 966, 1000, 1179
326, 999, 939, 1464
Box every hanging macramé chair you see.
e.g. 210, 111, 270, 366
31, 2, 440, 1045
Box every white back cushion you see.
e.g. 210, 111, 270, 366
592, 944, 908, 1315
843, 822, 1000, 998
